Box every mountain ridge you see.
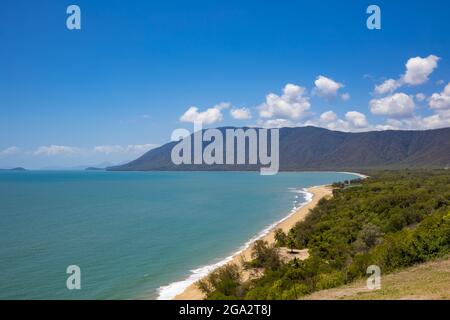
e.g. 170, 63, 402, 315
108, 126, 450, 172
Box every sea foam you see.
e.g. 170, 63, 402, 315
156, 187, 313, 300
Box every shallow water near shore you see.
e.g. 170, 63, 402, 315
0, 171, 357, 299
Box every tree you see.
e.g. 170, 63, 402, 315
197, 263, 242, 298
287, 236, 296, 253
249, 240, 282, 271
274, 228, 287, 247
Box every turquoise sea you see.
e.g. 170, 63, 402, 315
0, 171, 357, 299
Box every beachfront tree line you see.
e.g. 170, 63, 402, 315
197, 170, 450, 299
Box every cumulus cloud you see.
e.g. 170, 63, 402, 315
402, 55, 440, 85
180, 102, 230, 124
345, 111, 370, 128
374, 55, 440, 95
369, 57, 450, 130
379, 113, 450, 131
370, 93, 415, 118
415, 93, 426, 102
304, 110, 371, 132
230, 107, 252, 120
257, 118, 295, 128
429, 83, 450, 110
0, 146, 21, 158
259, 83, 311, 120
372, 85, 450, 130
254, 82, 371, 132
374, 78, 401, 95
33, 145, 82, 156
256, 109, 372, 132
420, 111, 450, 129
319, 110, 338, 123
308, 108, 447, 132
313, 75, 344, 100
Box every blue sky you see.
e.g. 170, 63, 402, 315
1, 0, 449, 168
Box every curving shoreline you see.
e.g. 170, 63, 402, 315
172, 184, 334, 300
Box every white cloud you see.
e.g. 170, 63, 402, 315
319, 110, 338, 123
0, 146, 21, 158
257, 118, 295, 128
230, 107, 252, 120
368, 56, 449, 130
180, 102, 230, 124
345, 111, 369, 128
429, 83, 450, 110
313, 75, 343, 100
93, 145, 124, 154
370, 93, 415, 118
126, 144, 158, 154
415, 93, 426, 102
34, 145, 82, 156
32, 144, 157, 158
402, 55, 440, 85
374, 78, 401, 95
380, 113, 450, 131
341, 93, 351, 101
259, 83, 311, 120
420, 112, 450, 129
310, 111, 348, 131
305, 110, 372, 132
374, 55, 440, 95
94, 144, 157, 155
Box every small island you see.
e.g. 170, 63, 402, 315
85, 167, 105, 171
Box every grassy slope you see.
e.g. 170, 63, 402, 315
303, 256, 450, 300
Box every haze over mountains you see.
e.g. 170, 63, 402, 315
109, 126, 450, 172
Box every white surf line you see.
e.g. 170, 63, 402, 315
156, 187, 314, 300
338, 171, 370, 179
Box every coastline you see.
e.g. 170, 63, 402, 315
170, 184, 333, 300
338, 172, 369, 179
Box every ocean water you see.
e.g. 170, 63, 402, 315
0, 171, 357, 300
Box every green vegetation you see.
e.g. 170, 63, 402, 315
303, 256, 450, 300
198, 170, 450, 299
244, 240, 282, 271
197, 264, 242, 300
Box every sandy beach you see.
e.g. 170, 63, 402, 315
173, 184, 333, 300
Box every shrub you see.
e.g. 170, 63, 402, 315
246, 240, 282, 271
316, 271, 346, 290
197, 263, 242, 298
274, 228, 287, 247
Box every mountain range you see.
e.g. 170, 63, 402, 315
108, 126, 450, 172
